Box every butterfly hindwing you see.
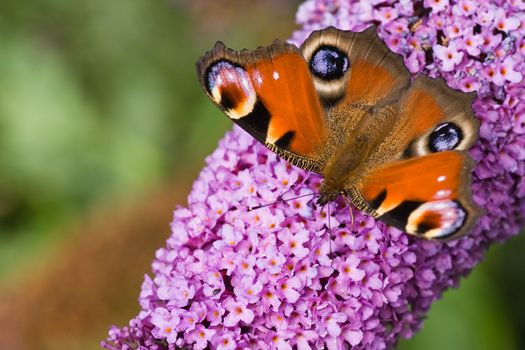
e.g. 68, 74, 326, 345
355, 151, 479, 240
196, 40, 328, 173
397, 75, 479, 158
352, 75, 480, 240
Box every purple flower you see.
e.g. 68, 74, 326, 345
494, 8, 520, 32
276, 276, 302, 303
457, 30, 483, 56
434, 42, 465, 72
277, 228, 310, 258
150, 307, 180, 344
185, 325, 216, 350
213, 331, 236, 350
493, 57, 523, 86
102, 1, 525, 349
336, 255, 366, 283
156, 277, 194, 307
296, 330, 319, 350
223, 298, 255, 327
424, 0, 450, 13
451, 1, 477, 16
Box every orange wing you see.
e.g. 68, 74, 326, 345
196, 40, 328, 172
356, 151, 480, 240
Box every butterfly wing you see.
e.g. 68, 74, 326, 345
299, 27, 412, 157
353, 151, 479, 240
394, 75, 478, 159
196, 40, 328, 173
351, 76, 480, 240
301, 26, 411, 108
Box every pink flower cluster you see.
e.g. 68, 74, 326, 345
103, 0, 525, 349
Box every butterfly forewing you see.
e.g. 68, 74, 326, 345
301, 26, 411, 106
197, 40, 328, 172
300, 27, 414, 176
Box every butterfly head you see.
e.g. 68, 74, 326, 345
317, 180, 340, 206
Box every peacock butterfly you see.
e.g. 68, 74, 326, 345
196, 26, 481, 240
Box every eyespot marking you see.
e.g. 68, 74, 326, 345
406, 200, 467, 239
205, 60, 256, 120
429, 122, 463, 152
310, 46, 350, 81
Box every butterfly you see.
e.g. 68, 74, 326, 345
196, 26, 481, 240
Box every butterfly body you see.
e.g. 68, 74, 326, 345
197, 26, 481, 240
317, 104, 400, 207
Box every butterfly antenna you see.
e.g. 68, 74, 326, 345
342, 194, 355, 228
248, 192, 316, 211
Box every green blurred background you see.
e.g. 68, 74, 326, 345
0, 1, 523, 349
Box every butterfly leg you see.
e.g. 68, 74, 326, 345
341, 193, 355, 228
326, 203, 335, 256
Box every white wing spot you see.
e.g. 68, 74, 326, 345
434, 189, 452, 199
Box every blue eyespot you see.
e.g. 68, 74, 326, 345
310, 46, 349, 81
429, 122, 463, 152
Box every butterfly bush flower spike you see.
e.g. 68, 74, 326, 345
103, 0, 525, 349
